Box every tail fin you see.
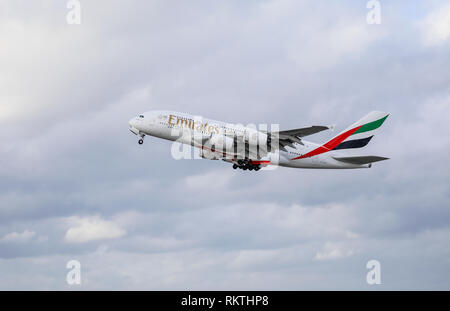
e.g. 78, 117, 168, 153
324, 111, 389, 151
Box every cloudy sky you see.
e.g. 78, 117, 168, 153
1, 0, 450, 290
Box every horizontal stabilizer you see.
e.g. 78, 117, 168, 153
333, 156, 389, 165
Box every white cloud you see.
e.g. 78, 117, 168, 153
1, 230, 36, 243
420, 3, 450, 47
64, 216, 126, 243
287, 20, 385, 71
315, 242, 356, 261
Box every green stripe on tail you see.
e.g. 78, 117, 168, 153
352, 115, 388, 135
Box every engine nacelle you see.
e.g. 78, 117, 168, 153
199, 148, 219, 160
244, 129, 272, 153
244, 129, 268, 146
208, 134, 235, 152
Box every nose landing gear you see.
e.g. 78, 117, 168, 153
138, 134, 145, 145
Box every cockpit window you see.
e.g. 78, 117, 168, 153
139, 115, 144, 118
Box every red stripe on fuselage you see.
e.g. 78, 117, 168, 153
291, 125, 362, 160
251, 160, 271, 165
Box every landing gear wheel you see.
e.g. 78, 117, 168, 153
232, 164, 238, 169
138, 139, 144, 145
249, 166, 254, 171
243, 166, 248, 171
255, 166, 261, 171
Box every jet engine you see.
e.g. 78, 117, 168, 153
208, 135, 235, 153
243, 129, 273, 153
199, 148, 220, 160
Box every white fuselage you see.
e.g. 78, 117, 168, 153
129, 110, 370, 169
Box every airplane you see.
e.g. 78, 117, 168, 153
129, 110, 389, 171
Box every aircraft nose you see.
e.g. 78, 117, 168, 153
129, 118, 140, 135
129, 118, 136, 127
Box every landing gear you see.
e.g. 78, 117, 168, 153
138, 134, 145, 145
232, 159, 261, 171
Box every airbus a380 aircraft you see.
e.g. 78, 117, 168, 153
129, 110, 389, 171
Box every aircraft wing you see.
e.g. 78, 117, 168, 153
199, 125, 330, 158
271, 126, 330, 151
276, 126, 330, 138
